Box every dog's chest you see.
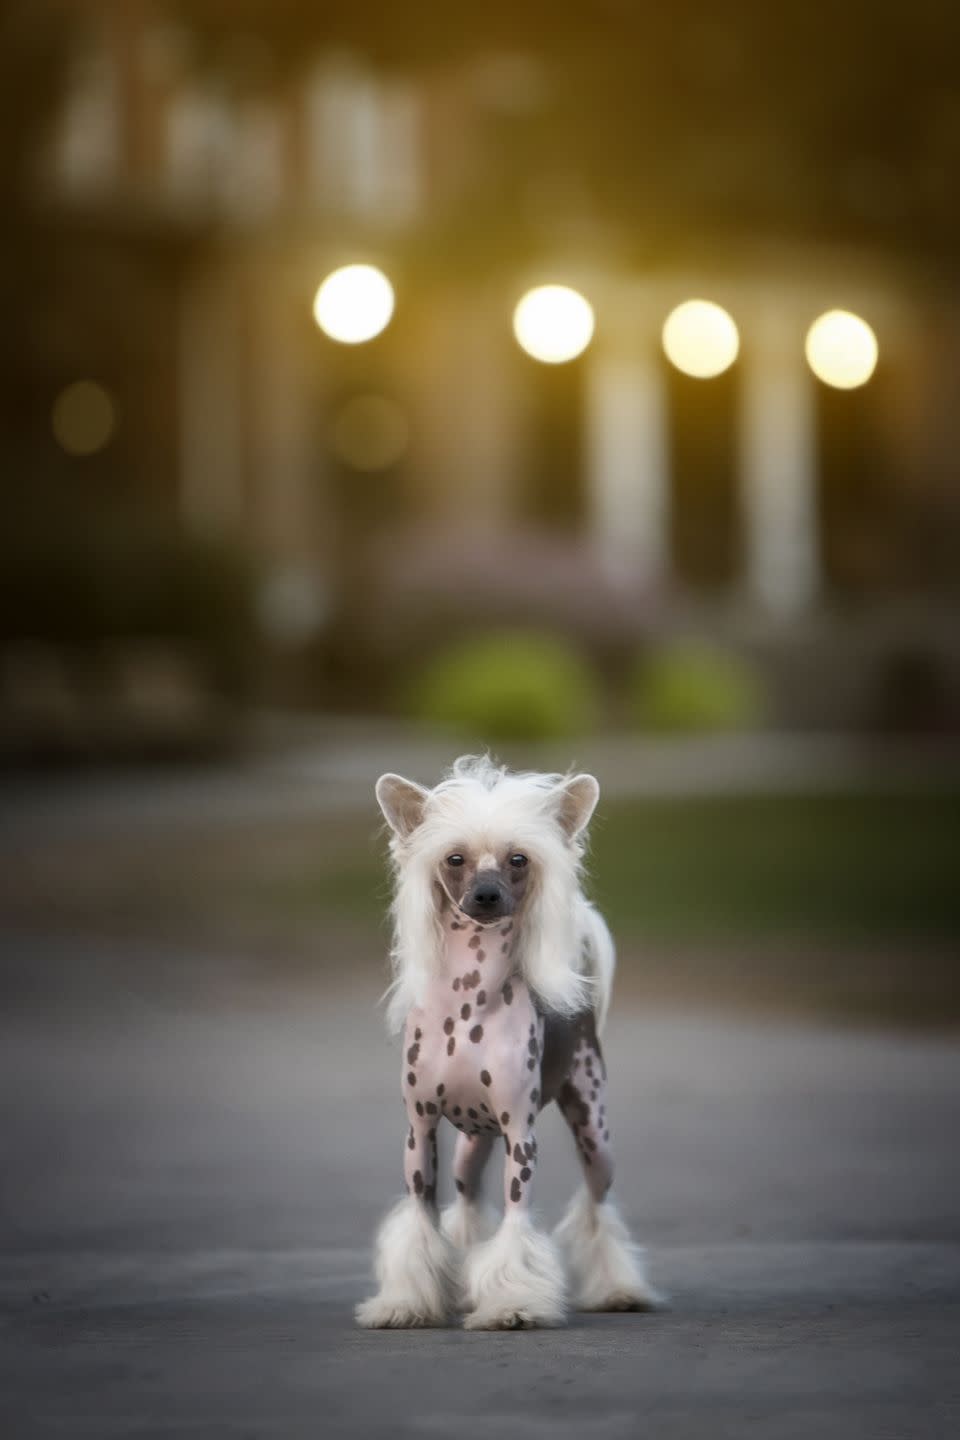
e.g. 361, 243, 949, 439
403, 919, 544, 1134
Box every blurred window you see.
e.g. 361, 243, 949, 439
305, 59, 420, 222
54, 37, 120, 194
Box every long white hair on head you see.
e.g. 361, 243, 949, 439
375, 755, 610, 1032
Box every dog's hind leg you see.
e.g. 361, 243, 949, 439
355, 1113, 458, 1328
441, 1132, 497, 1251
553, 1035, 662, 1312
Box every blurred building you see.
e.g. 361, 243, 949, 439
5, 0, 960, 732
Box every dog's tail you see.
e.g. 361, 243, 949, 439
580, 901, 616, 1034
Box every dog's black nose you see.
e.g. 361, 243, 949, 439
473, 882, 501, 908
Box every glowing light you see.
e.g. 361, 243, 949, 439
51, 381, 116, 456
332, 395, 409, 472
313, 264, 394, 344
662, 300, 740, 378
805, 310, 878, 389
512, 285, 595, 364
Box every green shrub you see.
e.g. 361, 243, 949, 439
630, 642, 764, 734
411, 632, 598, 741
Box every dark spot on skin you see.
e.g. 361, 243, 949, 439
510, 1177, 522, 1203
468, 1108, 478, 1119
527, 1112, 534, 1125
527, 1058, 535, 1070
531, 1089, 540, 1105
529, 1023, 535, 1035
453, 977, 461, 992
407, 1072, 416, 1085
477, 950, 485, 963
502, 981, 513, 1004
447, 1037, 455, 1056
480, 1069, 492, 1086
407, 1044, 419, 1065
470, 1025, 484, 1043
603, 1130, 610, 1141
501, 943, 510, 954
520, 1166, 531, 1181
452, 1105, 461, 1116
528, 1036, 537, 1056
461, 1003, 471, 1021
415, 1101, 424, 1116
451, 921, 462, 930
524, 1141, 534, 1159
477, 990, 486, 1006
480, 1101, 489, 1111
469, 934, 481, 949
436, 1083, 445, 1096
513, 1143, 525, 1163
455, 1178, 465, 1194
443, 1017, 454, 1035
413, 1171, 424, 1196
501, 1111, 510, 1126
407, 1131, 414, 1150
425, 1101, 438, 1115
414, 1028, 422, 1041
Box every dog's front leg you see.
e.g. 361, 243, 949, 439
462, 1113, 567, 1329
355, 1113, 457, 1328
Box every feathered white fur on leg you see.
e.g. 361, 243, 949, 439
554, 1186, 663, 1312
355, 1196, 458, 1328
462, 1213, 567, 1329
441, 1195, 498, 1252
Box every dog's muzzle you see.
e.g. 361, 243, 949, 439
463, 871, 512, 922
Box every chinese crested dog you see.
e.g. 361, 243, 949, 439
356, 755, 659, 1330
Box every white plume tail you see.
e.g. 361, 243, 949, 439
580, 901, 615, 1033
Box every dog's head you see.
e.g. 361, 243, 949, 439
375, 756, 601, 1027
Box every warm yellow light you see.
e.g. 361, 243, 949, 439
662, 300, 740, 378
51, 381, 116, 456
512, 285, 595, 364
313, 264, 395, 344
805, 310, 878, 389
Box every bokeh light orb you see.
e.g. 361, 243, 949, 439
51, 380, 116, 456
805, 309, 878, 389
662, 300, 740, 379
313, 264, 395, 344
332, 395, 409, 472
513, 285, 595, 364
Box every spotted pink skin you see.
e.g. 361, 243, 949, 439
400, 901, 614, 1214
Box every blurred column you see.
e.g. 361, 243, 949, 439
178, 270, 246, 535
739, 316, 819, 616
586, 347, 669, 589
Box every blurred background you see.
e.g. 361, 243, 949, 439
1, 0, 958, 1023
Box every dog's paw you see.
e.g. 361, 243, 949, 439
581, 1285, 666, 1313
462, 1306, 548, 1330
355, 1295, 446, 1329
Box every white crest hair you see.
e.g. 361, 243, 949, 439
379, 755, 615, 1033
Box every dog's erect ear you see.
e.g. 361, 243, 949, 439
554, 773, 600, 839
376, 773, 430, 838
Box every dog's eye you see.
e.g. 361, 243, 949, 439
509, 853, 528, 868
446, 853, 465, 867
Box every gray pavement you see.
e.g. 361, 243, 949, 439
2, 932, 959, 1438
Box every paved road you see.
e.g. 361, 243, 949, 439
2, 933, 959, 1438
